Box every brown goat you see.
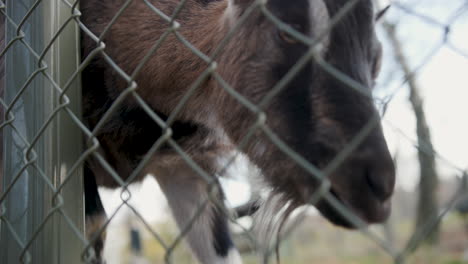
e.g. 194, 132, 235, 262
80, 0, 395, 263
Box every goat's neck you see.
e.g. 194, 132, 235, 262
127, 1, 233, 124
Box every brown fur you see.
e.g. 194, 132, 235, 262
82, 0, 229, 123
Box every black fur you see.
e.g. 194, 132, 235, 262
212, 207, 234, 257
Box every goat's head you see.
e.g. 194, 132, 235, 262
217, 0, 395, 227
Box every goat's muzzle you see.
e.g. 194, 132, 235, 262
312, 137, 396, 228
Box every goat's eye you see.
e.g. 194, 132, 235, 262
278, 30, 298, 44
278, 24, 301, 44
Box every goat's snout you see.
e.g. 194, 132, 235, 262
365, 154, 395, 203
313, 133, 396, 227
342, 143, 396, 224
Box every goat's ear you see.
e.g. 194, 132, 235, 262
376, 5, 391, 22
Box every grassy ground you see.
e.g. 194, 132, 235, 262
114, 212, 468, 264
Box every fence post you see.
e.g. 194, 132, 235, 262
0, 0, 84, 263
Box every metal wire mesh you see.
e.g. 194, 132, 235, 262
0, 0, 85, 263
1, 0, 467, 263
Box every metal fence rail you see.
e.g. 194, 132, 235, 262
1, 0, 467, 263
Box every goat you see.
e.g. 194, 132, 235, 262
80, 0, 395, 263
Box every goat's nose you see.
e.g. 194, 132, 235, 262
365, 157, 395, 202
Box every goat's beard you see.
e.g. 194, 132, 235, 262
251, 192, 302, 263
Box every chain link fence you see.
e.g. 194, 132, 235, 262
0, 0, 84, 263
1, 0, 467, 263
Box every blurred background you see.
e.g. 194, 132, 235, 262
97, 0, 468, 263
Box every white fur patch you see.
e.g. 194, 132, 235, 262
222, 1, 240, 27
309, 0, 331, 57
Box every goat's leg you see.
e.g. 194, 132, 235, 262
84, 166, 107, 263
155, 164, 243, 264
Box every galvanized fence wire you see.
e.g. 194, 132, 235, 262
0, 0, 467, 263
0, 0, 88, 262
